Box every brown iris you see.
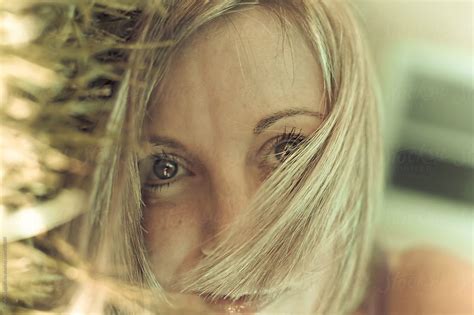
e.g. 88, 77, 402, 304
274, 137, 304, 162
153, 159, 178, 180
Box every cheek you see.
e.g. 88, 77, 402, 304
142, 198, 205, 285
143, 198, 204, 247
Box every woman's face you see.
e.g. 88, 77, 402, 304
142, 7, 325, 314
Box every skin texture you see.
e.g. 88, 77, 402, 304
140, 6, 474, 315
142, 7, 326, 314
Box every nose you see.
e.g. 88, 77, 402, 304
200, 166, 255, 255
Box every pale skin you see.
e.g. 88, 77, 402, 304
141, 7, 473, 315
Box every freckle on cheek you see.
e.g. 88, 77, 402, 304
144, 204, 190, 231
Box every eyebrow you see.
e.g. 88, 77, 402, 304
253, 108, 324, 134
147, 108, 324, 155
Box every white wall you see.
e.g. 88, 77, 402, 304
354, 0, 474, 262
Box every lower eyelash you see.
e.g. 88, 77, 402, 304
143, 182, 171, 193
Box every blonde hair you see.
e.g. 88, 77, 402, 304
65, 0, 384, 314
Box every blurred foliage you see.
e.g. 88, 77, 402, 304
0, 1, 179, 313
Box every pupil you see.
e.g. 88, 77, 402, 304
153, 159, 178, 179
275, 140, 299, 161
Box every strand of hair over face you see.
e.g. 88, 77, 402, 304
169, 2, 382, 314
69, 1, 384, 314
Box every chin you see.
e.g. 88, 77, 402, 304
196, 292, 276, 314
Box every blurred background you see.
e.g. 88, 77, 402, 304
355, 0, 473, 262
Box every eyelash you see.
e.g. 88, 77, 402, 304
142, 127, 306, 193
142, 150, 187, 193
267, 127, 305, 161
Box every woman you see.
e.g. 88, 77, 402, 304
13, 0, 470, 314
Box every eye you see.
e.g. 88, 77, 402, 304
263, 126, 306, 166
153, 158, 178, 180
142, 151, 192, 194
273, 129, 306, 162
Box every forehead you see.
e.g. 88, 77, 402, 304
146, 6, 323, 139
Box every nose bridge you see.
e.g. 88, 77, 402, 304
201, 158, 253, 251
211, 165, 250, 227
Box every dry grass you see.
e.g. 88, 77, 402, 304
0, 1, 183, 313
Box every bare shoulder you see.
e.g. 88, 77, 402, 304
386, 246, 474, 315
